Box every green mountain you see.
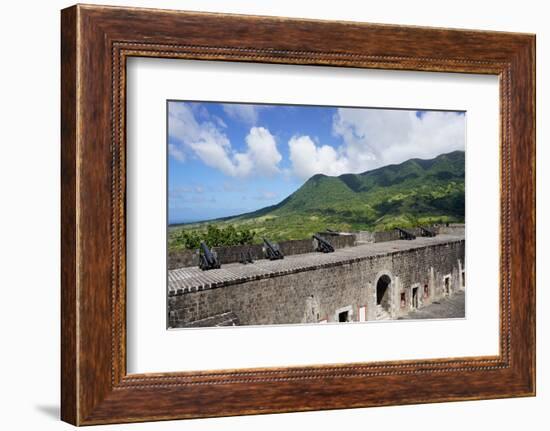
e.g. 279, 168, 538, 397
169, 151, 465, 249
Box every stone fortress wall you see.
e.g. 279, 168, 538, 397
168, 227, 465, 328
168, 233, 356, 269
167, 224, 461, 269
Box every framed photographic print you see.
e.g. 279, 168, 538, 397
165, 100, 466, 329
61, 4, 535, 425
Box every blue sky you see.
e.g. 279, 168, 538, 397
168, 101, 465, 224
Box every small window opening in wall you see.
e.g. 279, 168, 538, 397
424, 284, 429, 298
412, 286, 419, 309
444, 276, 450, 295
338, 311, 349, 322
400, 292, 406, 308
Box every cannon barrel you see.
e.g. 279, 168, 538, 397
198, 241, 221, 270
239, 249, 255, 265
395, 227, 416, 240
420, 226, 436, 237
262, 238, 284, 260
313, 234, 335, 253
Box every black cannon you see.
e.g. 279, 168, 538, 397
239, 249, 254, 265
420, 226, 436, 237
198, 241, 221, 270
395, 227, 416, 240
313, 234, 335, 253
262, 238, 284, 260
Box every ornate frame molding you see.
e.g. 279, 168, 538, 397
61, 5, 535, 425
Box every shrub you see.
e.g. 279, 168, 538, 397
171, 225, 256, 250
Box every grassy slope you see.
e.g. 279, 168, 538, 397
169, 151, 465, 249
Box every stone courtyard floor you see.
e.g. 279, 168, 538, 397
400, 290, 465, 320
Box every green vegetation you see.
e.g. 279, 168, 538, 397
169, 151, 465, 251
169, 224, 256, 250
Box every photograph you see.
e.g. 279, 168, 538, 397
166, 101, 466, 328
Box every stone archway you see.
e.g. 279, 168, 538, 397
376, 274, 392, 312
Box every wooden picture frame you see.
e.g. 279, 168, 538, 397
61, 4, 535, 425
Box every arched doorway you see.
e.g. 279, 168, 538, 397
376, 274, 392, 312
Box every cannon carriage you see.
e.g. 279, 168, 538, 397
312, 234, 335, 253
262, 238, 284, 260
198, 241, 221, 270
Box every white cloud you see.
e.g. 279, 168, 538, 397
244, 127, 282, 176
288, 109, 465, 179
332, 108, 465, 171
288, 135, 351, 179
168, 143, 185, 162
222, 104, 258, 125
222, 104, 262, 125
213, 116, 227, 128
168, 103, 281, 177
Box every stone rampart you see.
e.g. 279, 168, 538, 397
168, 234, 356, 269
168, 235, 465, 328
